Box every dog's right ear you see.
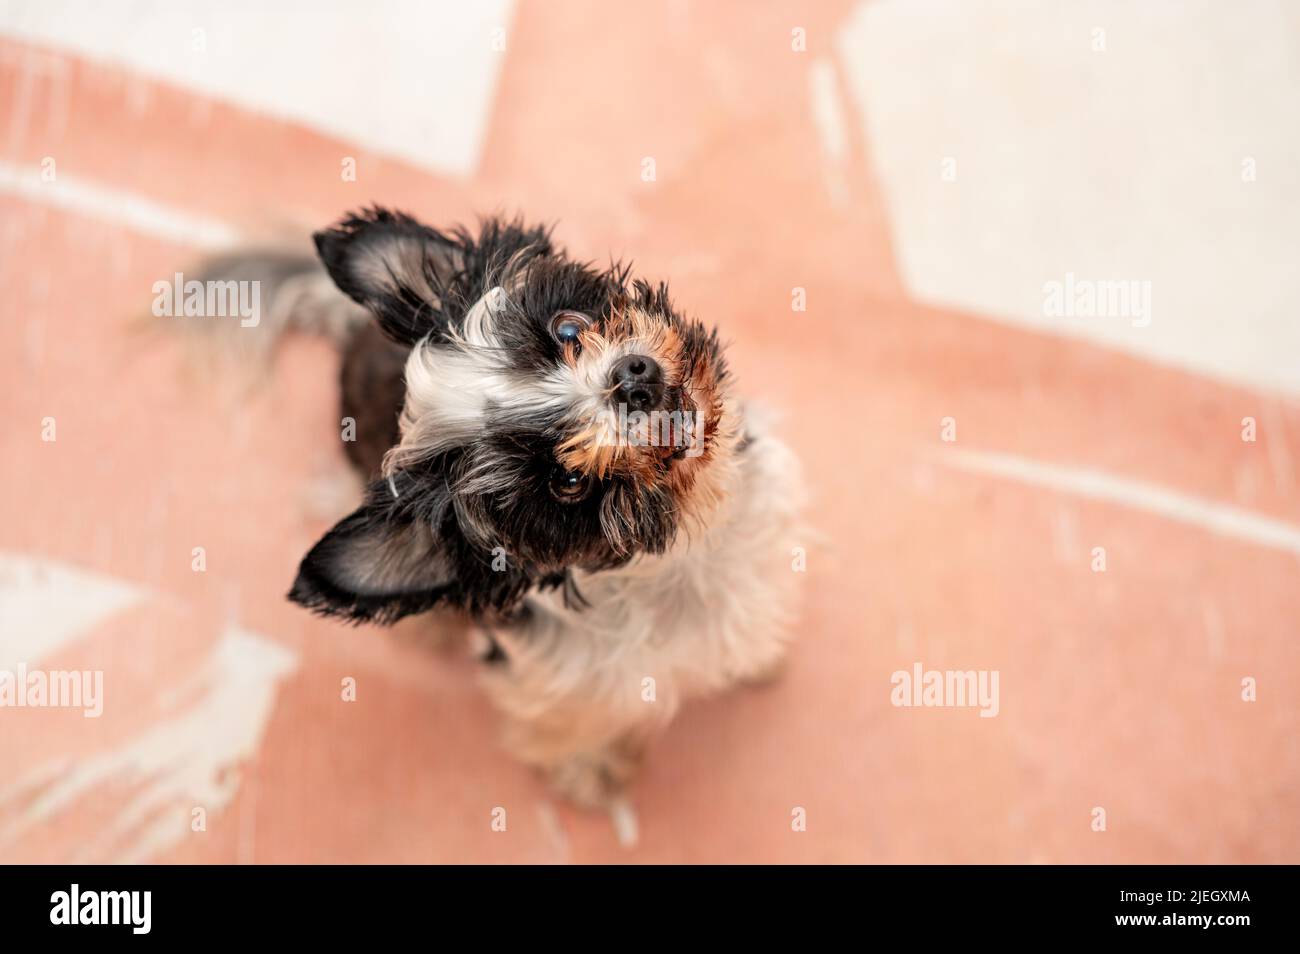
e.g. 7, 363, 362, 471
313, 207, 464, 345
287, 476, 458, 625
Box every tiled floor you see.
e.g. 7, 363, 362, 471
1, 2, 1297, 863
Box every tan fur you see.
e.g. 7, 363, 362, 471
554, 307, 707, 487
379, 288, 805, 808
482, 415, 805, 808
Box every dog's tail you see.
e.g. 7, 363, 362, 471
207, 248, 369, 349
149, 249, 371, 375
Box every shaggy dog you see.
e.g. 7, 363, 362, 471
209, 209, 804, 823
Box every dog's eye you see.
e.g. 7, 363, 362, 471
549, 311, 591, 352
549, 467, 593, 504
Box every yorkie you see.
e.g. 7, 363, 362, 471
214, 209, 804, 821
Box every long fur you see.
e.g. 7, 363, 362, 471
249, 208, 806, 808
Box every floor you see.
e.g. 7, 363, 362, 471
1, 1, 1297, 863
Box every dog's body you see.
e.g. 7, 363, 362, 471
219, 211, 804, 808
480, 418, 801, 805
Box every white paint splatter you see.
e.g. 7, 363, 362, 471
808, 56, 850, 207
0, 625, 299, 862
534, 800, 571, 864
609, 796, 639, 849
0, 551, 146, 670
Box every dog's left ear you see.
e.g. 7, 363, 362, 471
313, 207, 463, 345
287, 478, 458, 625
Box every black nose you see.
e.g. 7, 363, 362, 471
610, 354, 664, 413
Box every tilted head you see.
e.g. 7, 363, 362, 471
289, 209, 741, 624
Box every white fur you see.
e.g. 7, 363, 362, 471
391, 287, 685, 472
482, 421, 805, 807
384, 287, 806, 807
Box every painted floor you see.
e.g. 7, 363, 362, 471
1, 1, 1298, 863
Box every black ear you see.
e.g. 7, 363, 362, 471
288, 479, 457, 624
313, 207, 464, 345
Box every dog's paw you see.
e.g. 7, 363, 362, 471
735, 652, 789, 689
547, 751, 632, 810
547, 753, 642, 847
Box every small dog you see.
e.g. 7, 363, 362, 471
218, 209, 805, 813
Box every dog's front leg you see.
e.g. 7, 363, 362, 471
539, 730, 649, 810
516, 718, 652, 848
494, 699, 656, 806
482, 659, 666, 811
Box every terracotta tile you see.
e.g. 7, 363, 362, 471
1, 2, 1296, 864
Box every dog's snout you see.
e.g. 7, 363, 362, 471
610, 354, 664, 413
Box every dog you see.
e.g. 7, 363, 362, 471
208, 208, 805, 818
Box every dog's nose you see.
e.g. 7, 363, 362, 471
610, 354, 664, 413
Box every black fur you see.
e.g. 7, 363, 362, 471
289, 468, 566, 624
313, 207, 555, 346
290, 209, 726, 627
339, 322, 409, 478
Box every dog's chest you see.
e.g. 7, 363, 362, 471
507, 431, 804, 701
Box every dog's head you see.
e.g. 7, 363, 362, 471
289, 209, 739, 624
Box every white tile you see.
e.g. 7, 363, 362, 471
0, 0, 514, 176
838, 0, 1300, 394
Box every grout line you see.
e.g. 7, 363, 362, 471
0, 159, 242, 249
936, 447, 1300, 557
